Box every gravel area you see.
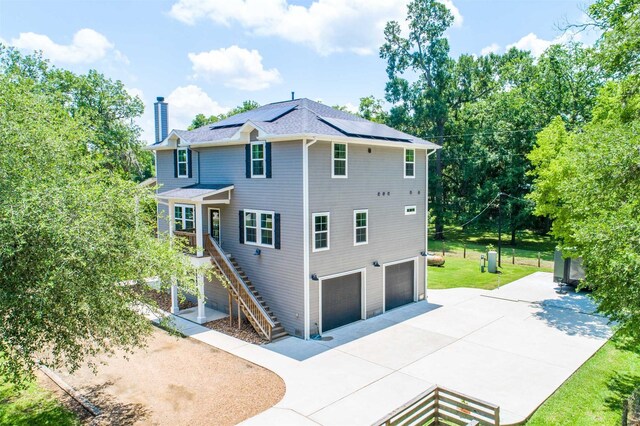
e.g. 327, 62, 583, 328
203, 317, 268, 345
47, 326, 284, 425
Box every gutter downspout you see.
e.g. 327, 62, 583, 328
303, 137, 318, 340
425, 149, 437, 301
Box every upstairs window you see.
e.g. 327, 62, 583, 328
405, 205, 417, 215
244, 209, 274, 248
313, 213, 330, 252
177, 148, 189, 178
354, 209, 368, 245
405, 148, 415, 178
174, 204, 194, 231
332, 143, 347, 178
251, 142, 265, 177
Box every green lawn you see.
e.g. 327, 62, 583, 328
428, 256, 548, 290
526, 335, 640, 425
0, 372, 78, 426
428, 226, 557, 262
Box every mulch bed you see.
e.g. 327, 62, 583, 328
135, 286, 196, 312
203, 317, 268, 345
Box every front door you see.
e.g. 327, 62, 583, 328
209, 208, 221, 243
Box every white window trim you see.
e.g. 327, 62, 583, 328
312, 212, 330, 252
244, 209, 274, 248
404, 148, 415, 179
177, 147, 189, 178
251, 141, 266, 178
331, 142, 348, 179
405, 205, 417, 215
174, 203, 195, 230
353, 209, 368, 246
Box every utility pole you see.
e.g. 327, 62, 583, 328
498, 192, 502, 268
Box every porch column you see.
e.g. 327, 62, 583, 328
196, 273, 206, 324
170, 278, 179, 314
195, 202, 204, 257
168, 201, 175, 242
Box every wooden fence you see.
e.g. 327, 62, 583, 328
375, 385, 499, 426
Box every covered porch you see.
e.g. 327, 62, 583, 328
157, 183, 233, 258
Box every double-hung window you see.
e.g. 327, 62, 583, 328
251, 142, 265, 177
332, 143, 347, 178
245, 209, 274, 247
404, 148, 415, 178
174, 204, 195, 231
313, 213, 330, 252
354, 209, 368, 245
177, 148, 189, 178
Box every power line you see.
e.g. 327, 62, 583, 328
458, 192, 534, 229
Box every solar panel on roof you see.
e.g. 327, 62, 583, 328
318, 116, 413, 142
210, 105, 296, 129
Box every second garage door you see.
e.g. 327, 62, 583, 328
385, 260, 415, 311
321, 272, 362, 333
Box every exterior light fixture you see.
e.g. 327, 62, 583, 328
420, 251, 428, 256
311, 274, 319, 281
254, 249, 261, 256
373, 261, 381, 267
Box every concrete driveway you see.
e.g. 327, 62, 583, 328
165, 272, 612, 425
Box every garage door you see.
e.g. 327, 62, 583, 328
385, 261, 415, 311
322, 272, 362, 332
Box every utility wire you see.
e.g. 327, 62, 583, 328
458, 192, 534, 229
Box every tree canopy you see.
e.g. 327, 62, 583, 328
0, 47, 205, 384
188, 100, 260, 130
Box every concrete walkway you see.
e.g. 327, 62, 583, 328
151, 272, 612, 425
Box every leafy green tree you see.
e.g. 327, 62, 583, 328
0, 47, 206, 384
0, 46, 152, 182
358, 96, 389, 123
188, 100, 260, 130
528, 0, 640, 341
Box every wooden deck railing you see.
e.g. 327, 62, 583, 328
375, 385, 500, 426
204, 235, 275, 341
173, 229, 197, 248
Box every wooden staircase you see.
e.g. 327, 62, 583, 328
228, 257, 288, 341
204, 235, 287, 342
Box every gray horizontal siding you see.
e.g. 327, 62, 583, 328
308, 141, 427, 329
155, 149, 199, 192
196, 141, 304, 336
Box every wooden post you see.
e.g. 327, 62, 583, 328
463, 244, 467, 258
237, 297, 242, 329
538, 252, 541, 268
512, 249, 515, 265
442, 242, 445, 256
228, 292, 233, 327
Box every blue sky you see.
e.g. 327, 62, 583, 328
0, 0, 597, 143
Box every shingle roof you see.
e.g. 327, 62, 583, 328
158, 98, 439, 149
157, 183, 233, 200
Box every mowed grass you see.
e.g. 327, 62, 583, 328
428, 256, 547, 290
428, 226, 557, 262
526, 335, 640, 425
0, 371, 78, 426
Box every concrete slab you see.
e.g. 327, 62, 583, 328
309, 372, 433, 425
156, 272, 611, 426
177, 305, 227, 323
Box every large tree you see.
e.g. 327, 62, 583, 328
380, 0, 500, 238
188, 100, 260, 130
0, 47, 205, 384
528, 0, 640, 340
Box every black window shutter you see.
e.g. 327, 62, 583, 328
238, 210, 245, 244
266, 142, 272, 178
274, 213, 281, 249
173, 149, 178, 178
187, 149, 193, 178
245, 144, 251, 178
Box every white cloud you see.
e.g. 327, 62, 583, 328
9, 28, 126, 64
169, 0, 463, 56
166, 85, 229, 131
480, 43, 500, 56
506, 33, 556, 57
188, 45, 281, 91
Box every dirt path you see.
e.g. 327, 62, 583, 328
45, 326, 285, 425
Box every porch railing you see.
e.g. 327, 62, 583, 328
173, 229, 197, 248
204, 234, 275, 341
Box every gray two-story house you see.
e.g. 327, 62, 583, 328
147, 97, 440, 341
